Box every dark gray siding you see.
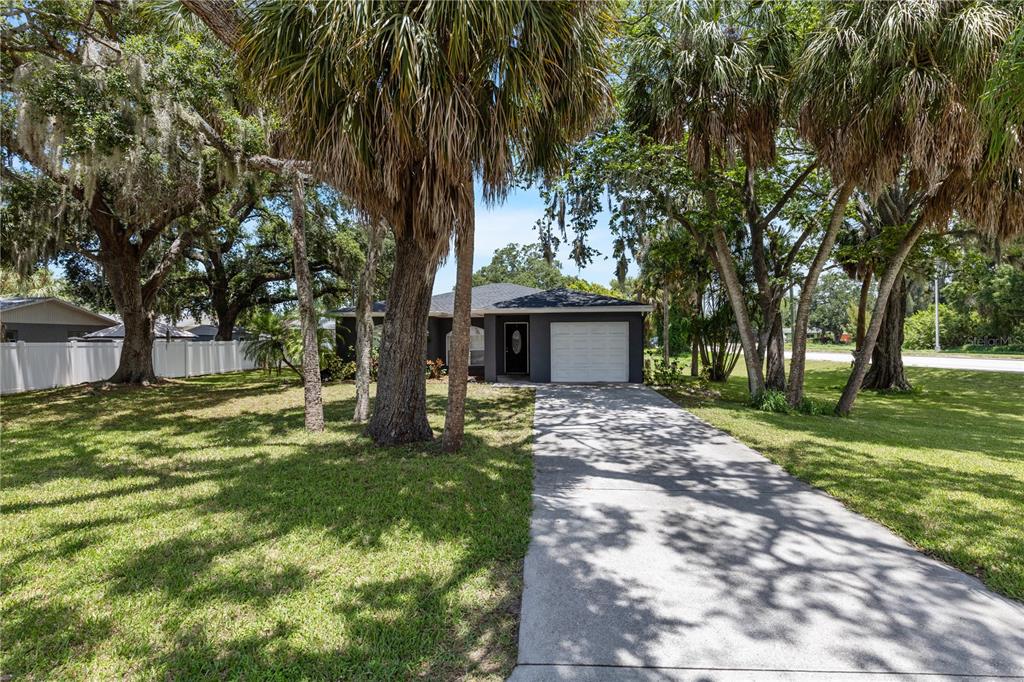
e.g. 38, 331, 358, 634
337, 315, 484, 376
482, 312, 645, 383
336, 317, 358, 361
484, 316, 498, 381
3, 322, 109, 342
426, 317, 447, 361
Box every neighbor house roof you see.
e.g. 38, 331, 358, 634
0, 297, 117, 325
329, 283, 652, 317
329, 283, 542, 317
84, 321, 197, 339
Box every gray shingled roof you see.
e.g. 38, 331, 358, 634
330, 283, 541, 316
84, 321, 197, 339
492, 287, 645, 309
0, 297, 48, 311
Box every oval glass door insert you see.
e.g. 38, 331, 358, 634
512, 330, 522, 354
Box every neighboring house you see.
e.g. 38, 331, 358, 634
0, 297, 116, 342
331, 283, 653, 383
83, 321, 198, 341
185, 324, 249, 341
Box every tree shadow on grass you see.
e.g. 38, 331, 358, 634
2, 378, 535, 680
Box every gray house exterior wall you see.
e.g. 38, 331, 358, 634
3, 322, 109, 342
336, 315, 485, 377
483, 311, 645, 383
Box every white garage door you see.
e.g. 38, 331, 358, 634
550, 321, 630, 382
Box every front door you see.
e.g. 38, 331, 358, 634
504, 322, 529, 374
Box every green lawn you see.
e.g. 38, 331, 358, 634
660, 361, 1024, 601
1, 374, 534, 680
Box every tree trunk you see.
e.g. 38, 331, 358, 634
662, 287, 671, 364
214, 307, 239, 342
862, 272, 911, 391
787, 180, 855, 408
765, 311, 787, 391
855, 269, 873, 351
111, 305, 157, 384
105, 252, 158, 384
290, 175, 324, 432
710, 225, 765, 400
690, 328, 700, 376
366, 234, 440, 445
442, 205, 475, 452
353, 219, 385, 423
836, 216, 929, 415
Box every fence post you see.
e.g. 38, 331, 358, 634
67, 339, 76, 386
15, 340, 27, 392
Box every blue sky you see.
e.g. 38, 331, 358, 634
432, 184, 622, 293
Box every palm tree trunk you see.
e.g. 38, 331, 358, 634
290, 174, 324, 432
787, 180, 855, 407
836, 215, 929, 415
855, 268, 873, 351
353, 219, 384, 423
862, 272, 911, 391
442, 207, 475, 452
662, 287, 671, 364
765, 311, 786, 391
710, 226, 764, 400
366, 234, 440, 445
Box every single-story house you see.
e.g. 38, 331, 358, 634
0, 297, 117, 342
331, 283, 653, 383
83, 321, 197, 341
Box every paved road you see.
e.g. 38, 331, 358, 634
509, 385, 1024, 682
790, 350, 1024, 373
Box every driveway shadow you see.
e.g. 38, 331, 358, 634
514, 384, 1024, 677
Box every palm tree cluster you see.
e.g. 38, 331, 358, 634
542, 0, 1023, 415
9, 0, 1018, 443
184, 0, 613, 445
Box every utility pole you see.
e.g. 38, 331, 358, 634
933, 263, 941, 352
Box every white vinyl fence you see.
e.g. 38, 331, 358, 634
0, 340, 257, 394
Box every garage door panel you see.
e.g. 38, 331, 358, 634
550, 321, 629, 382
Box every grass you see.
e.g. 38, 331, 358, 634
659, 361, 1024, 601
1, 374, 534, 680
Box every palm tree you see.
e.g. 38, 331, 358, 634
983, 21, 1024, 162
622, 0, 803, 401
788, 0, 1022, 415
288, 174, 324, 431
243, 310, 296, 375
185, 1, 614, 445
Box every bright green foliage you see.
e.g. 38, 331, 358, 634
0, 266, 71, 299
242, 309, 336, 377
472, 242, 620, 295
662, 361, 1024, 601
562, 277, 620, 298
809, 272, 859, 342
473, 243, 566, 290
0, 375, 534, 680
904, 304, 983, 350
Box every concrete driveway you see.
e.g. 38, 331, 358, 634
509, 385, 1024, 681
